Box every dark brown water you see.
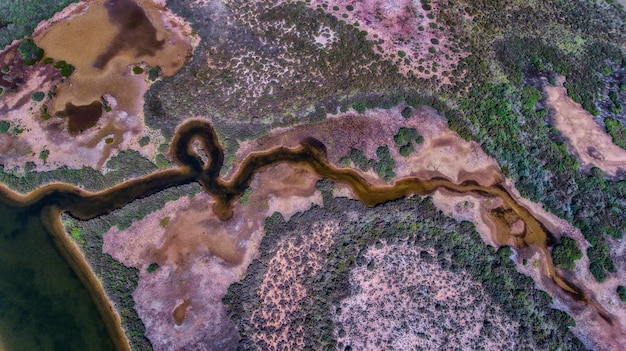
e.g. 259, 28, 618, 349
56, 101, 103, 135
0, 119, 611, 349
94, 0, 165, 70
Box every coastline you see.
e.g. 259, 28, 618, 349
41, 206, 131, 351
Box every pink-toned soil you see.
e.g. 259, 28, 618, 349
0, 0, 195, 172
334, 241, 521, 350
103, 162, 323, 350
545, 76, 626, 177
250, 222, 337, 349
103, 104, 624, 350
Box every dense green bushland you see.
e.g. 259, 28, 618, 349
0, 0, 78, 49
605, 117, 626, 150
0, 150, 158, 194
224, 180, 585, 350
552, 237, 583, 270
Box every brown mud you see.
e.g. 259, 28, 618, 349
0, 118, 616, 349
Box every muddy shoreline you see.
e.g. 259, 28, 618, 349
0, 118, 613, 350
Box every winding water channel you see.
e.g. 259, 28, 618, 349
0, 119, 610, 350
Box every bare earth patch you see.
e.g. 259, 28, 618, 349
545, 75, 626, 177
0, 0, 195, 172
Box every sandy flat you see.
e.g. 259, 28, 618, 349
545, 76, 626, 176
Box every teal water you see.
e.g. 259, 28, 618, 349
0, 203, 113, 350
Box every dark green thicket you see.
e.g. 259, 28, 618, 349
224, 180, 585, 350
605, 117, 626, 150
31, 91, 44, 101
54, 60, 75, 77
0, 0, 79, 49
552, 237, 583, 270
147, 263, 159, 273
64, 182, 201, 350
618, 286, 626, 302
0, 121, 10, 133
17, 39, 43, 65
0, 150, 158, 193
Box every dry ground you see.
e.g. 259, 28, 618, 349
104, 104, 624, 350
0, 0, 195, 172
103, 162, 323, 350
545, 75, 626, 177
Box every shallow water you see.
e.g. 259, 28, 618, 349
0, 204, 113, 351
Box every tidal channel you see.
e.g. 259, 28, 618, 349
0, 119, 611, 350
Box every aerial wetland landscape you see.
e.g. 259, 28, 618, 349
1, 0, 626, 350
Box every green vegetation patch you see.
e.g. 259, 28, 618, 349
604, 117, 626, 150
373, 145, 396, 181
0, 121, 10, 133
41, 106, 51, 120
138, 136, 150, 147
394, 127, 423, 157
39, 149, 49, 162
147, 66, 161, 81
147, 263, 159, 273
132, 66, 144, 74
240, 187, 252, 205
552, 237, 583, 270
31, 91, 45, 101
18, 39, 43, 65
54, 60, 75, 77
618, 286, 626, 302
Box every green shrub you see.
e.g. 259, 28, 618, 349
18, 39, 43, 65
394, 127, 420, 145
349, 148, 372, 171
138, 136, 150, 147
618, 286, 626, 302
147, 263, 159, 273
399, 143, 414, 157
39, 149, 49, 162
552, 237, 582, 270
401, 107, 413, 119
148, 66, 161, 81
373, 145, 396, 181
0, 121, 9, 133
604, 117, 626, 150
31, 91, 45, 101
54, 60, 75, 77
41, 106, 51, 120
351, 101, 367, 113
